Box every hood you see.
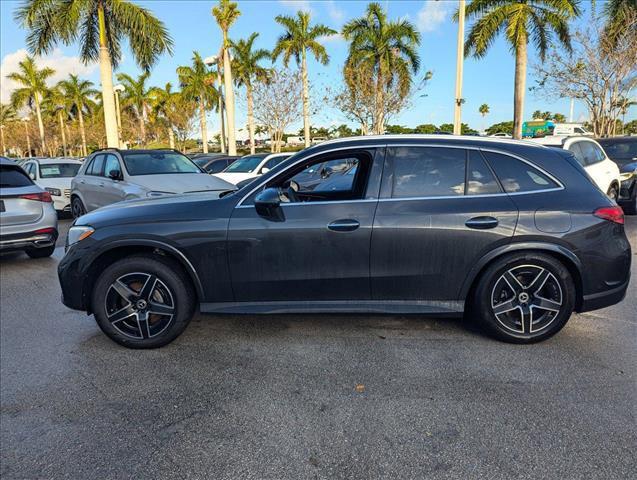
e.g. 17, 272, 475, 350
214, 172, 258, 185
131, 173, 236, 193
619, 161, 637, 174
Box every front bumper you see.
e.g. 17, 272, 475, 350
58, 241, 93, 311
0, 228, 58, 252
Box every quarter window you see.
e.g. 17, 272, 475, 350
87, 155, 105, 176
578, 141, 605, 165
389, 147, 465, 198
567, 143, 586, 166
482, 151, 558, 193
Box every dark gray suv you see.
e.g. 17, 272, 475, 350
58, 136, 631, 348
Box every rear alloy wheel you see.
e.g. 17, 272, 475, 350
472, 253, 575, 343
607, 185, 619, 201
92, 255, 195, 348
71, 197, 85, 219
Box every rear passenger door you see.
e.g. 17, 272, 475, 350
370, 146, 519, 302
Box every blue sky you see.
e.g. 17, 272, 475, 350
1, 0, 633, 136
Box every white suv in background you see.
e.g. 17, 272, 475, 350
21, 158, 82, 214
214, 153, 292, 185
530, 136, 621, 200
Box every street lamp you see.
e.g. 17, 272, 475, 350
22, 117, 32, 158
205, 54, 226, 154
113, 84, 125, 148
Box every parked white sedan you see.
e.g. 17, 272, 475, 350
21, 158, 82, 213
530, 136, 622, 200
214, 153, 291, 185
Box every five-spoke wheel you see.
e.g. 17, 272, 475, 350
92, 255, 195, 348
472, 253, 575, 343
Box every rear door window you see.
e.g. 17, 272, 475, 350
389, 147, 466, 198
0, 166, 34, 188
482, 151, 559, 193
88, 155, 105, 176
578, 141, 603, 165
567, 143, 586, 166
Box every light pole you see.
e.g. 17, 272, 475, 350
205, 54, 226, 154
113, 84, 125, 148
453, 0, 466, 136
22, 118, 32, 158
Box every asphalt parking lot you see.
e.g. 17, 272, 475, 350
1, 218, 635, 479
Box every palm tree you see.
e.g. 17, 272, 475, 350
116, 72, 151, 146
212, 0, 241, 156
16, 0, 173, 148
462, 0, 581, 139
58, 75, 98, 156
177, 52, 218, 154
42, 86, 70, 156
7, 56, 53, 154
603, 0, 637, 45
613, 97, 637, 134
342, 3, 420, 135
149, 83, 179, 149
0, 104, 17, 156
273, 11, 336, 148
231, 33, 270, 154
479, 103, 490, 117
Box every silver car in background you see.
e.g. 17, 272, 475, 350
70, 148, 236, 217
0, 157, 58, 258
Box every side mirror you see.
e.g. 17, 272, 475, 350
254, 187, 284, 221
108, 169, 122, 181
29, 173, 35, 180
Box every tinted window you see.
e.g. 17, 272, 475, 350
0, 166, 33, 187
103, 154, 121, 177
205, 159, 227, 174
597, 139, 637, 164
88, 155, 105, 176
291, 157, 359, 192
567, 143, 585, 166
224, 155, 266, 173
389, 147, 465, 198
263, 155, 290, 171
578, 141, 604, 165
467, 151, 502, 195
483, 151, 558, 193
23, 163, 34, 177
122, 152, 200, 175
39, 163, 81, 178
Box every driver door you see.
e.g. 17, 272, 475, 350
226, 148, 383, 302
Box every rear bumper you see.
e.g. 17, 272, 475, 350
0, 229, 58, 252
580, 278, 630, 312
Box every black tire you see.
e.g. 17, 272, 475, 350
607, 185, 619, 202
25, 245, 55, 258
91, 254, 196, 349
471, 252, 575, 344
71, 196, 85, 219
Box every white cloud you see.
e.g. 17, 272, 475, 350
0, 48, 97, 104
279, 0, 312, 14
325, 0, 345, 22
417, 0, 451, 33
318, 33, 344, 44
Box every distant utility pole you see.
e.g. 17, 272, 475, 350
453, 0, 466, 135
569, 98, 574, 123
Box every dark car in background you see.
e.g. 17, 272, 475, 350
597, 136, 637, 214
58, 135, 631, 348
192, 154, 240, 174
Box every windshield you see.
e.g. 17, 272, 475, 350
39, 163, 81, 178
122, 152, 201, 175
224, 155, 265, 173
193, 157, 212, 167
598, 140, 637, 164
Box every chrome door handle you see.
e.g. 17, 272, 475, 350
327, 219, 360, 232
465, 216, 499, 229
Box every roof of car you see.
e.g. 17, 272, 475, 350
597, 136, 637, 144
28, 157, 83, 164
0, 156, 17, 166
315, 134, 547, 149
529, 135, 600, 147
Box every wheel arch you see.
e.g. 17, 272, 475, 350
461, 242, 584, 311
83, 240, 204, 313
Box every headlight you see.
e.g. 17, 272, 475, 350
146, 191, 176, 198
619, 171, 636, 181
67, 226, 94, 246
45, 187, 61, 196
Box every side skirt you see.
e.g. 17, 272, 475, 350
199, 300, 465, 316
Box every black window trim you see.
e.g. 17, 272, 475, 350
236, 143, 564, 208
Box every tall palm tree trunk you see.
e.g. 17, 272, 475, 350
247, 82, 256, 155
34, 95, 46, 154
168, 126, 175, 149
58, 111, 68, 156
223, 44, 237, 155
373, 69, 385, 135
98, 3, 120, 148
302, 51, 311, 148
0, 126, 6, 156
199, 99, 209, 153
512, 35, 527, 140
24, 121, 32, 157
78, 108, 88, 156
216, 64, 226, 154
139, 104, 147, 145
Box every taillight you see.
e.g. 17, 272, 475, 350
594, 206, 624, 224
19, 192, 53, 203
34, 227, 56, 235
